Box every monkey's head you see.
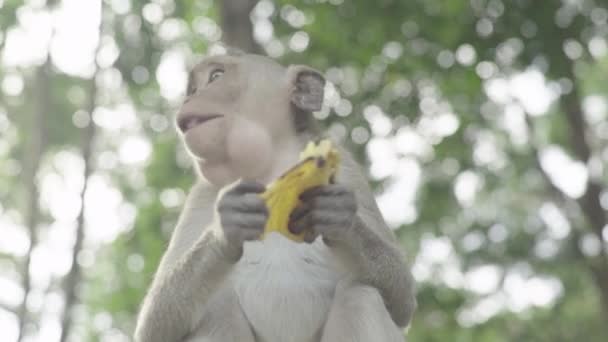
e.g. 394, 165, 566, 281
177, 51, 325, 187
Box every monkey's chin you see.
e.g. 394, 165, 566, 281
186, 146, 224, 164
183, 120, 228, 163
197, 161, 237, 187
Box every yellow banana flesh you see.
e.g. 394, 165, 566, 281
260, 140, 340, 242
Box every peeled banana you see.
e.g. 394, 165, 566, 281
260, 139, 340, 242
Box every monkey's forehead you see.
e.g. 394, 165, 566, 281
191, 55, 236, 71
191, 53, 285, 73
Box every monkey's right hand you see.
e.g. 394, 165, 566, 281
217, 181, 268, 260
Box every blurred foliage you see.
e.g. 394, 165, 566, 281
1, 0, 608, 341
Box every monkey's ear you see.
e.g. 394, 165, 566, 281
287, 65, 325, 112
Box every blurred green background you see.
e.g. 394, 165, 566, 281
1, 0, 608, 341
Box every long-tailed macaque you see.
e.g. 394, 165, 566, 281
134, 50, 417, 342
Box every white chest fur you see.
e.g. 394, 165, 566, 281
232, 233, 343, 342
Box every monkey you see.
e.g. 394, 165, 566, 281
134, 50, 417, 342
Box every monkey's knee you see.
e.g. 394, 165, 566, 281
322, 280, 404, 342
336, 282, 396, 326
333, 280, 385, 310
191, 291, 255, 342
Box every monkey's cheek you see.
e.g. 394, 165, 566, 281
226, 121, 274, 179
183, 119, 227, 162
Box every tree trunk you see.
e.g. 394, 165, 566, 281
58, 79, 98, 342
559, 82, 608, 239
219, 0, 260, 53
16, 60, 51, 342
561, 94, 608, 324
58, 2, 103, 341
556, 63, 608, 323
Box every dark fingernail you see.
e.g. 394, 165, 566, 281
288, 221, 303, 235
289, 205, 308, 220
300, 186, 324, 199
299, 189, 313, 200
288, 221, 297, 234
304, 231, 317, 243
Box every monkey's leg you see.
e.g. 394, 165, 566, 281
188, 289, 256, 342
320, 280, 405, 342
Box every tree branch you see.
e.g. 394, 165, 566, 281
219, 0, 261, 53
0, 301, 17, 315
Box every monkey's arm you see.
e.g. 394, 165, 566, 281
292, 148, 417, 327
135, 185, 239, 342
135, 181, 267, 342
339, 215, 416, 327
135, 229, 238, 342
338, 150, 416, 327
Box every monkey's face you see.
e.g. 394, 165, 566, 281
176, 54, 296, 185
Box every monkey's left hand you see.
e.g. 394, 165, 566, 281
288, 184, 358, 244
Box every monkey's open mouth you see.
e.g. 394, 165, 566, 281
178, 114, 223, 133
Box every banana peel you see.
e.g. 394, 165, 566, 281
260, 140, 340, 242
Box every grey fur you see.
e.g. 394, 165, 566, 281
135, 53, 416, 342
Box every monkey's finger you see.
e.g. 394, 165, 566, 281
220, 195, 268, 214
299, 184, 348, 200
303, 228, 318, 244
242, 194, 269, 214
312, 210, 348, 227
290, 209, 345, 235
288, 213, 311, 235
231, 181, 266, 194
223, 213, 267, 230
298, 186, 325, 200
242, 229, 264, 241
289, 202, 311, 222
304, 195, 356, 211
244, 216, 268, 231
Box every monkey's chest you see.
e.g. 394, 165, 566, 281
232, 233, 342, 342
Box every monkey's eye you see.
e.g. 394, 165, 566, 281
208, 69, 224, 83
186, 73, 197, 96
186, 82, 196, 96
